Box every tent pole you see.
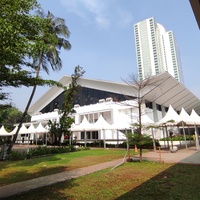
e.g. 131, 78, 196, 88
182, 121, 188, 150
84, 130, 86, 147
117, 129, 119, 147
194, 125, 199, 150
103, 129, 106, 149
165, 126, 170, 150
188, 126, 191, 145
162, 127, 166, 148
177, 126, 181, 147
151, 128, 156, 152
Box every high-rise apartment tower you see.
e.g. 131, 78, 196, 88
134, 17, 184, 83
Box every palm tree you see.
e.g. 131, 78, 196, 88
7, 11, 71, 153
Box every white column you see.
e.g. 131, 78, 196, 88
152, 102, 158, 122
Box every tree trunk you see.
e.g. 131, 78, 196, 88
138, 96, 143, 162
7, 58, 42, 154
7, 85, 37, 153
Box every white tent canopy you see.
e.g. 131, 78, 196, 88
71, 116, 94, 131
0, 126, 12, 136
179, 108, 195, 125
94, 115, 113, 130
19, 124, 28, 134
27, 123, 36, 133
35, 123, 48, 134
190, 109, 200, 125
156, 105, 182, 125
140, 112, 155, 126
9, 126, 17, 136
114, 113, 133, 130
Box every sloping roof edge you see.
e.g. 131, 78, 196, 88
28, 72, 200, 116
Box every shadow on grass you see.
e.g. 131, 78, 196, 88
2, 148, 200, 199
116, 162, 200, 200
4, 179, 80, 200
5, 161, 200, 199
2, 160, 200, 199
0, 165, 71, 186
0, 154, 62, 169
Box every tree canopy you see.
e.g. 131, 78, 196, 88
48, 66, 85, 145
0, 105, 30, 131
0, 0, 40, 89
0, 0, 66, 102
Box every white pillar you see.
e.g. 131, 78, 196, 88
103, 129, 106, 149
152, 102, 158, 122
194, 126, 199, 150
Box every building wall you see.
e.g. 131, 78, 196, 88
40, 87, 132, 113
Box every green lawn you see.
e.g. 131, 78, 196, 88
1, 148, 200, 199
0, 148, 127, 186
5, 161, 200, 200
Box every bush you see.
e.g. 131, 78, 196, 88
120, 133, 160, 149
160, 134, 193, 141
5, 145, 87, 161
6, 151, 27, 161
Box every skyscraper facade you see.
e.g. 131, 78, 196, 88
134, 17, 184, 83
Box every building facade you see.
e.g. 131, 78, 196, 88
7, 72, 200, 145
134, 17, 184, 83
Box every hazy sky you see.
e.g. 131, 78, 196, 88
6, 0, 200, 111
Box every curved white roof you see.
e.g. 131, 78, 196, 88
28, 72, 200, 116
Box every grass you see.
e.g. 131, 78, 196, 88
0, 148, 126, 186
5, 161, 200, 200
1, 148, 200, 199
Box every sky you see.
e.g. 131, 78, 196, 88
5, 0, 200, 111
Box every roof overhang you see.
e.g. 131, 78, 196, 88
190, 0, 200, 29
140, 72, 200, 114
28, 72, 200, 116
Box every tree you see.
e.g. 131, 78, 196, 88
0, 0, 46, 101
0, 1, 65, 102
7, 9, 71, 153
123, 74, 157, 161
48, 66, 85, 145
0, 105, 30, 132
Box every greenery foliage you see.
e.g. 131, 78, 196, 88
4, 2, 72, 153
48, 66, 85, 145
126, 133, 160, 148
0, 0, 46, 96
159, 134, 193, 141
0, 106, 30, 131
5, 145, 90, 161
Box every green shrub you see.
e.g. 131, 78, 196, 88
6, 146, 80, 161
119, 133, 160, 149
6, 151, 27, 161
76, 146, 90, 151
160, 135, 193, 141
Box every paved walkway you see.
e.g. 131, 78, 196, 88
0, 147, 200, 199
134, 147, 200, 164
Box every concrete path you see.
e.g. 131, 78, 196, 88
0, 159, 123, 199
0, 147, 200, 199
135, 147, 200, 164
